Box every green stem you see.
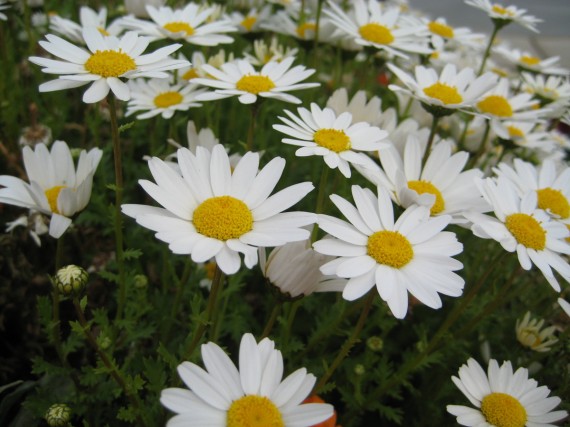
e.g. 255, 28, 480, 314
468, 120, 491, 169
313, 291, 375, 394
477, 24, 500, 76
163, 259, 193, 341
246, 103, 260, 152
457, 115, 473, 151
310, 164, 330, 242
422, 115, 440, 168
311, 0, 325, 67
261, 301, 283, 339
281, 299, 302, 349
108, 95, 127, 322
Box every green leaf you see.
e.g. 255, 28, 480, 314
118, 121, 135, 133
123, 248, 143, 260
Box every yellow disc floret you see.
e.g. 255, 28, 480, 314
477, 95, 513, 117
491, 5, 515, 17
520, 55, 541, 66
507, 126, 524, 138
236, 75, 276, 94
423, 82, 463, 105
227, 395, 284, 427
367, 230, 414, 268
182, 68, 199, 80
481, 392, 527, 427
407, 180, 445, 215
84, 50, 136, 78
193, 196, 253, 241
154, 91, 183, 108
45, 185, 66, 214
163, 21, 195, 36
241, 16, 257, 31
297, 22, 317, 38
428, 21, 454, 38
537, 188, 570, 219
313, 129, 351, 153
505, 213, 546, 250
359, 23, 394, 45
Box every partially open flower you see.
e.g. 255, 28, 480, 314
44, 403, 71, 427
54, 264, 89, 296
515, 311, 558, 352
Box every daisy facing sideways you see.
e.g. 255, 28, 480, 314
464, 0, 541, 32
160, 333, 334, 426
28, 28, 188, 103
0, 141, 102, 238
447, 358, 567, 426
122, 145, 316, 275
313, 185, 464, 319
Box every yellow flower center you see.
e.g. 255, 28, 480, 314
97, 26, 110, 36
537, 188, 570, 219
520, 55, 540, 66
367, 230, 414, 268
241, 16, 257, 31
193, 196, 253, 241
430, 51, 440, 60
518, 327, 542, 348
163, 21, 195, 36
491, 67, 510, 78
182, 68, 199, 80
297, 22, 317, 38
505, 213, 546, 250
153, 91, 183, 108
477, 95, 513, 117
407, 180, 445, 215
84, 50, 136, 78
313, 129, 351, 153
236, 75, 276, 94
227, 395, 284, 427
491, 5, 515, 17
428, 21, 454, 38
481, 392, 527, 427
566, 224, 570, 243
423, 82, 463, 105
45, 185, 66, 214
507, 126, 524, 138
359, 23, 394, 45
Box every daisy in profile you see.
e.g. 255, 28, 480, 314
515, 311, 558, 352
464, 0, 541, 32
273, 103, 389, 178
388, 63, 498, 116
49, 6, 123, 44
447, 358, 568, 426
194, 57, 319, 105
125, 78, 206, 120
494, 47, 569, 76
122, 145, 316, 275
324, 0, 431, 58
424, 17, 484, 48
522, 73, 570, 112
160, 333, 334, 426
177, 50, 235, 83
244, 38, 299, 67
313, 185, 464, 319
0, 141, 102, 238
498, 122, 556, 153
464, 176, 570, 292
120, 3, 236, 46
229, 5, 271, 33
28, 28, 188, 103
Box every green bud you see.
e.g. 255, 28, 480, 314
133, 274, 148, 289
354, 364, 365, 376
367, 336, 383, 352
45, 403, 71, 427
98, 334, 111, 350
54, 265, 88, 297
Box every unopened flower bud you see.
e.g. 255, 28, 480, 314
134, 274, 148, 289
367, 336, 383, 352
354, 364, 365, 376
54, 265, 88, 296
45, 403, 71, 427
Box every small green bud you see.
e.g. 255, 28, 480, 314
354, 364, 365, 376
367, 336, 383, 352
54, 265, 88, 296
98, 334, 111, 350
45, 403, 71, 427
133, 274, 148, 289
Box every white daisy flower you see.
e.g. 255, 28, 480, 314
313, 185, 464, 319
424, 17, 485, 49
464, 0, 542, 32
522, 73, 570, 118
447, 358, 568, 426
49, 6, 123, 44
193, 57, 319, 105
122, 144, 316, 275
6, 211, 49, 247
498, 122, 556, 153
0, 141, 102, 238
515, 311, 558, 353
124, 0, 166, 19
326, 88, 383, 127
464, 176, 570, 292
160, 333, 334, 426
120, 3, 236, 46
494, 46, 568, 76
125, 78, 206, 120
273, 103, 389, 178
388, 63, 498, 115
324, 0, 431, 58
229, 6, 271, 33
177, 50, 235, 83
0, 1, 10, 21
243, 38, 299, 67
559, 298, 570, 317
28, 28, 188, 103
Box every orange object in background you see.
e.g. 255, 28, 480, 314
304, 395, 340, 427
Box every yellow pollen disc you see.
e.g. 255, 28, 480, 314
163, 21, 195, 36
521, 55, 541, 66
423, 82, 463, 105
297, 22, 317, 38
359, 23, 394, 45
491, 4, 515, 17
84, 50, 136, 78
97, 26, 110, 36
367, 230, 414, 268
45, 185, 66, 214
227, 395, 284, 427
235, 75, 276, 94
537, 188, 570, 219
430, 52, 440, 60
491, 67, 509, 78
507, 126, 524, 138
477, 95, 513, 117
153, 91, 183, 108
407, 180, 445, 215
428, 21, 454, 38
519, 328, 542, 348
241, 16, 257, 31
481, 392, 527, 427
193, 196, 253, 241
505, 213, 546, 250
182, 68, 199, 80
313, 129, 351, 153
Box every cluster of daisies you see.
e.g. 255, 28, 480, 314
1, 0, 569, 426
